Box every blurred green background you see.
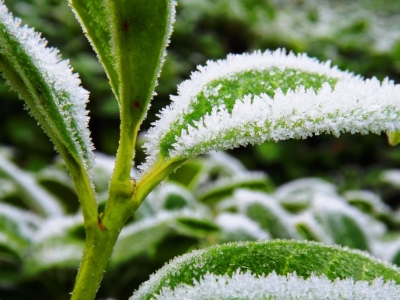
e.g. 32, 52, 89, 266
1, 0, 400, 299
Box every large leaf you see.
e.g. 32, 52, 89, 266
138, 49, 400, 179
131, 240, 400, 299
0, 3, 94, 172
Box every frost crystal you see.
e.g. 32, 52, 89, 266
0, 2, 94, 170
139, 49, 400, 178
150, 270, 400, 300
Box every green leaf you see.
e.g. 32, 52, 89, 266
0, 3, 97, 226
198, 172, 272, 205
111, 208, 214, 266
138, 49, 400, 181
24, 214, 84, 278
311, 193, 379, 251
69, 0, 119, 98
0, 3, 94, 172
131, 240, 400, 300
72, 0, 176, 129
232, 189, 298, 239
0, 155, 63, 217
389, 132, 400, 145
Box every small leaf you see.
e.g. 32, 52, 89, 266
198, 172, 271, 204
111, 208, 212, 266
389, 132, 400, 145
312, 193, 384, 251
139, 49, 400, 178
0, 155, 63, 217
232, 189, 299, 239
130, 240, 400, 300
0, 3, 94, 172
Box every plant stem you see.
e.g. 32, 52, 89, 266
68, 157, 98, 227
71, 199, 137, 300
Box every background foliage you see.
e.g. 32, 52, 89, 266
1, 0, 400, 299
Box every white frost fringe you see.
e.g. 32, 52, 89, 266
139, 49, 400, 178
151, 270, 400, 300
0, 2, 94, 170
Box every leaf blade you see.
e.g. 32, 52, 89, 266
131, 240, 400, 299
0, 3, 94, 171
69, 0, 120, 99
139, 49, 400, 178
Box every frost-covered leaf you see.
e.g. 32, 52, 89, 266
24, 214, 84, 277
0, 204, 39, 256
274, 178, 336, 212
221, 189, 299, 239
197, 172, 271, 205
0, 2, 94, 173
148, 183, 199, 211
139, 49, 400, 178
215, 212, 270, 242
130, 240, 400, 300
111, 208, 214, 267
0, 155, 63, 217
0, 203, 40, 284
311, 193, 385, 251
24, 239, 84, 277
343, 190, 391, 218
154, 271, 400, 300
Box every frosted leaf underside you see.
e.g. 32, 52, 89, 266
0, 2, 94, 170
153, 271, 400, 300
139, 49, 400, 177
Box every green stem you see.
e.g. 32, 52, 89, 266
67, 156, 98, 227
71, 197, 138, 300
135, 159, 186, 206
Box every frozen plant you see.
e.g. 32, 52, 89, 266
1, 0, 400, 299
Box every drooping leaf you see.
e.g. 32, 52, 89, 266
0, 2, 94, 173
149, 271, 400, 300
138, 49, 400, 179
130, 240, 400, 300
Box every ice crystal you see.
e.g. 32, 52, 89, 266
151, 270, 400, 300
0, 2, 94, 170
139, 49, 400, 178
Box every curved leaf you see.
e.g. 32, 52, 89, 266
150, 271, 400, 299
0, 155, 63, 217
139, 49, 400, 178
131, 240, 400, 299
0, 3, 97, 226
0, 2, 94, 172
